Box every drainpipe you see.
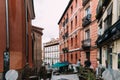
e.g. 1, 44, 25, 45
25, 0, 28, 63
3, 0, 10, 79
5, 0, 9, 50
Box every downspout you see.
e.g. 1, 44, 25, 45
3, 0, 10, 79
5, 0, 9, 50
25, 0, 28, 63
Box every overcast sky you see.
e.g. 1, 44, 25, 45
32, 0, 70, 43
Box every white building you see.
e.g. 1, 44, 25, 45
43, 38, 60, 65
96, 0, 120, 70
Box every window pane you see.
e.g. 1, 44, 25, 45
86, 7, 90, 16
85, 30, 90, 39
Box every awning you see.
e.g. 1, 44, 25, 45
52, 61, 69, 68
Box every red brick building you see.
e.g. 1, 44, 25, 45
58, 0, 98, 68
32, 26, 43, 73
0, 0, 35, 79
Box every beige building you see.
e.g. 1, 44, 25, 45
43, 38, 60, 65
96, 0, 120, 70
32, 26, 43, 73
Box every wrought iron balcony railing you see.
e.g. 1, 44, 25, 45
63, 18, 68, 27
82, 14, 91, 27
62, 47, 69, 53
82, 39, 91, 49
62, 32, 69, 40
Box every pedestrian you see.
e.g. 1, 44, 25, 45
84, 58, 91, 68
76, 59, 81, 73
77, 59, 81, 66
38, 66, 47, 80
22, 63, 31, 80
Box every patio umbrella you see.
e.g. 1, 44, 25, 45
52, 62, 67, 68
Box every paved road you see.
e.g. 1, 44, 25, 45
51, 74, 79, 80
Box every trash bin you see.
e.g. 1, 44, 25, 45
29, 76, 38, 80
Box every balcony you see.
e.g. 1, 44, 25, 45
96, 19, 120, 46
82, 0, 90, 6
82, 39, 91, 49
62, 47, 69, 53
82, 14, 91, 27
96, 0, 103, 19
62, 32, 69, 40
65, 32, 68, 38
62, 35, 65, 40
63, 18, 68, 27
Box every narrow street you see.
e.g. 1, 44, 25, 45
1, 0, 120, 80
51, 73, 79, 80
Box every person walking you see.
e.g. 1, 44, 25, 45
77, 59, 81, 66
76, 59, 81, 73
38, 66, 47, 80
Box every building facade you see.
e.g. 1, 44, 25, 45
32, 26, 43, 73
0, 0, 35, 79
96, 0, 120, 70
43, 38, 60, 66
58, 0, 98, 68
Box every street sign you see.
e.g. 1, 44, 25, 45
5, 70, 18, 80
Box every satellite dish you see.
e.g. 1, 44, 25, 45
5, 70, 18, 80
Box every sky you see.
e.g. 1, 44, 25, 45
32, 0, 70, 43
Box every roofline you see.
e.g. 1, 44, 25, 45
27, 0, 35, 19
58, 0, 73, 24
32, 26, 44, 35
32, 25, 44, 30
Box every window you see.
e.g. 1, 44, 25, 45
67, 40, 69, 48
75, 16, 77, 26
85, 7, 90, 16
67, 54, 69, 61
98, 22, 102, 36
119, 0, 120, 19
71, 21, 73, 31
86, 52, 90, 60
67, 13, 68, 18
76, 0, 77, 7
71, 38, 73, 47
85, 29, 90, 39
71, 6, 73, 14
104, 4, 112, 31
71, 54, 73, 61
75, 53, 77, 61
67, 26, 68, 32
75, 35, 77, 47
